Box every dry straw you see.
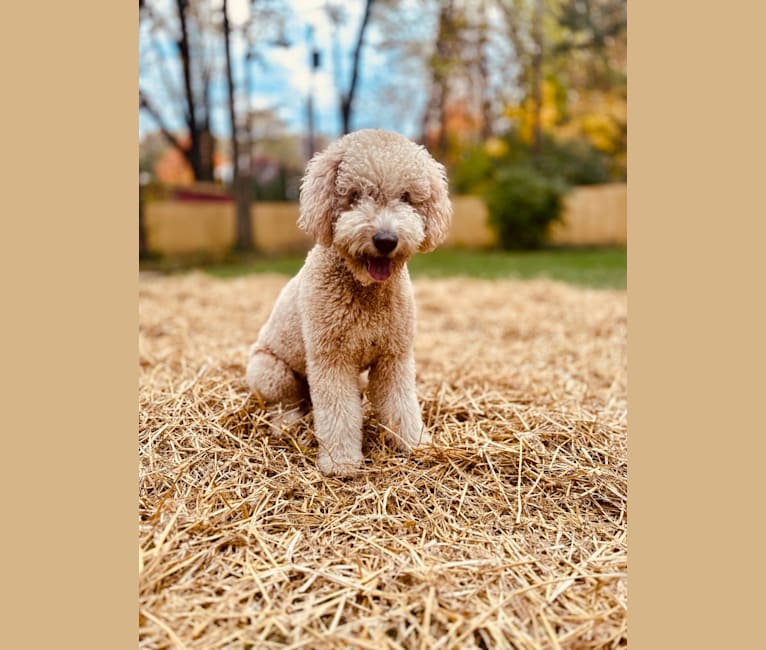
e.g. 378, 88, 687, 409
139, 272, 627, 648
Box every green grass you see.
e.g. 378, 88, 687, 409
203, 254, 308, 278
185, 247, 626, 289
409, 247, 626, 289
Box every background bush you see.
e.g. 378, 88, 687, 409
484, 165, 568, 250
450, 130, 611, 249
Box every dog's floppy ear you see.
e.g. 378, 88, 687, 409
419, 156, 453, 252
298, 139, 346, 247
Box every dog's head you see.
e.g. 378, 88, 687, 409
298, 129, 452, 284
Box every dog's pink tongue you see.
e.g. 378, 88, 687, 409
367, 256, 393, 281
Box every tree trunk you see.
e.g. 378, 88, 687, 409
531, 0, 544, 156
421, 0, 454, 157
340, 0, 375, 134
223, 0, 253, 251
176, 0, 203, 180
477, 0, 492, 140
140, 0, 215, 181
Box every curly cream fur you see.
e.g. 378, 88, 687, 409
246, 129, 452, 475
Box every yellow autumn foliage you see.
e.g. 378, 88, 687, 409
484, 137, 509, 158
504, 80, 625, 160
504, 79, 564, 144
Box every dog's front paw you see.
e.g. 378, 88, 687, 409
316, 449, 363, 476
412, 428, 432, 449
385, 420, 431, 452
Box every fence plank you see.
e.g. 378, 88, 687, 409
143, 184, 626, 256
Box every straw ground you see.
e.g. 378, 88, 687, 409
139, 272, 627, 648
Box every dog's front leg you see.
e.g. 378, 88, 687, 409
306, 359, 364, 475
368, 352, 430, 452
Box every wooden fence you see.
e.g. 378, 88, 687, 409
143, 183, 626, 256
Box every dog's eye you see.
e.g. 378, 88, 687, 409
400, 192, 411, 204
349, 191, 360, 205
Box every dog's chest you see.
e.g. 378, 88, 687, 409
319, 289, 412, 368
347, 303, 402, 364
353, 316, 394, 369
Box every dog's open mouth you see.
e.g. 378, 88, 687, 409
366, 256, 393, 282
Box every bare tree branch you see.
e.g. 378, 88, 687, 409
139, 90, 187, 156
223, 0, 253, 251
147, 24, 187, 116
340, 0, 376, 134
175, 0, 197, 132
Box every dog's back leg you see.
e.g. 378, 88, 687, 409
246, 349, 309, 424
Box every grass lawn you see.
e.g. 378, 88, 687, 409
408, 248, 626, 289
182, 247, 626, 289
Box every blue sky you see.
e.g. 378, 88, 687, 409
139, 0, 437, 143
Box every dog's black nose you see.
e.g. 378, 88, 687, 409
372, 231, 398, 254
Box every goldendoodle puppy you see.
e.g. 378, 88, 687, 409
246, 129, 452, 475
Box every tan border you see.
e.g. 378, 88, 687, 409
5, 3, 137, 647
629, 3, 766, 647
12, 1, 760, 646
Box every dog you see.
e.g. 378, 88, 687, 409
246, 129, 452, 475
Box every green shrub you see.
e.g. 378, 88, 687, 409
450, 146, 495, 195
484, 165, 568, 250
448, 128, 611, 249
450, 131, 611, 196
533, 136, 612, 186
